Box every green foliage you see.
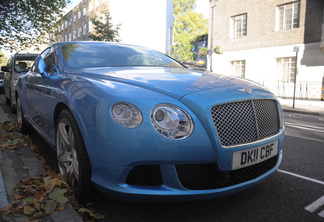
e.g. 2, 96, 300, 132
171, 0, 208, 61
0, 0, 70, 52
0, 50, 8, 67
88, 9, 121, 42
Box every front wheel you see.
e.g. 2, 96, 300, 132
56, 109, 97, 204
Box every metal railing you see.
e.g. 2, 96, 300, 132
257, 80, 323, 100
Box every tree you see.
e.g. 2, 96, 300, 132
172, 0, 208, 61
0, 0, 69, 52
88, 10, 121, 42
0, 50, 8, 67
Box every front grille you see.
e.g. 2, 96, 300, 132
126, 165, 163, 186
176, 155, 279, 190
211, 99, 280, 147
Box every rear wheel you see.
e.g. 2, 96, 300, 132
56, 109, 97, 204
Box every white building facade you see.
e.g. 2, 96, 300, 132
208, 0, 324, 100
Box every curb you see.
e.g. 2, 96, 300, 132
0, 106, 83, 221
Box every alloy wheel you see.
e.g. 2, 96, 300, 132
56, 117, 79, 190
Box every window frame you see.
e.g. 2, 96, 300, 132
276, 1, 300, 31
276, 57, 296, 82
231, 60, 246, 78
230, 14, 247, 38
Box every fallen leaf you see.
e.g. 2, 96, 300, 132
23, 205, 35, 215
13, 193, 23, 200
42, 200, 57, 215
48, 188, 69, 206
78, 208, 106, 220
21, 197, 34, 205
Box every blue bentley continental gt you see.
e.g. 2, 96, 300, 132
16, 42, 285, 203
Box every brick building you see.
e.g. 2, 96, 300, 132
54, 0, 173, 54
208, 0, 324, 99
54, 0, 103, 43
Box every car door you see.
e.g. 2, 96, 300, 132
25, 47, 59, 141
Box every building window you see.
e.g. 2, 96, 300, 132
73, 14, 76, 22
78, 10, 81, 19
62, 37, 64, 42
58, 26, 60, 32
65, 21, 68, 29
62, 23, 64, 30
73, 30, 76, 40
230, 14, 247, 38
68, 32, 71, 41
83, 24, 87, 35
83, 7, 87, 16
277, 57, 296, 82
231, 60, 245, 78
89, 1, 93, 12
78, 27, 82, 37
69, 17, 72, 26
89, 21, 92, 32
277, 1, 300, 31
65, 35, 67, 42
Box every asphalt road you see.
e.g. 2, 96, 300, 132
1, 94, 324, 221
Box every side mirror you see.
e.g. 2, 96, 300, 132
1, 66, 10, 72
36, 57, 61, 80
37, 57, 49, 78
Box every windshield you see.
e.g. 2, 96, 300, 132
14, 55, 37, 73
61, 43, 184, 69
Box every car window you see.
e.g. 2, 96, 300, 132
61, 43, 183, 69
40, 47, 55, 73
14, 55, 37, 72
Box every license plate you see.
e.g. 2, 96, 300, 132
232, 140, 279, 170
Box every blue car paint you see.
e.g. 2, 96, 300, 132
17, 42, 285, 202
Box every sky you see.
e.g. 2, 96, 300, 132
66, 0, 209, 18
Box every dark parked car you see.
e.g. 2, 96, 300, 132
0, 71, 4, 93
1, 53, 38, 112
16, 42, 285, 203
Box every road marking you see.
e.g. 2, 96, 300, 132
278, 169, 324, 186
285, 122, 324, 133
305, 196, 324, 213
318, 210, 324, 218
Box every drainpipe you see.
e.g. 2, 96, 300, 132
209, 0, 217, 72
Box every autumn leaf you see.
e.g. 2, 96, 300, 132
48, 188, 69, 206
78, 208, 106, 220
21, 197, 34, 205
14, 193, 23, 200
42, 200, 57, 215
23, 205, 35, 215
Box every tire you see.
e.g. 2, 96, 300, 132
17, 95, 32, 134
56, 109, 97, 204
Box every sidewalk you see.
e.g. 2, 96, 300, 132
0, 107, 82, 221
279, 98, 324, 117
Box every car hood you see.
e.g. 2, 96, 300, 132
73, 67, 269, 100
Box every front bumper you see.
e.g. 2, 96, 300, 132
90, 150, 282, 203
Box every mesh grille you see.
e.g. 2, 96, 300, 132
253, 99, 280, 139
176, 155, 278, 190
126, 165, 163, 186
211, 99, 280, 147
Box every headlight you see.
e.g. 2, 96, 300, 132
151, 104, 193, 140
111, 102, 142, 128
